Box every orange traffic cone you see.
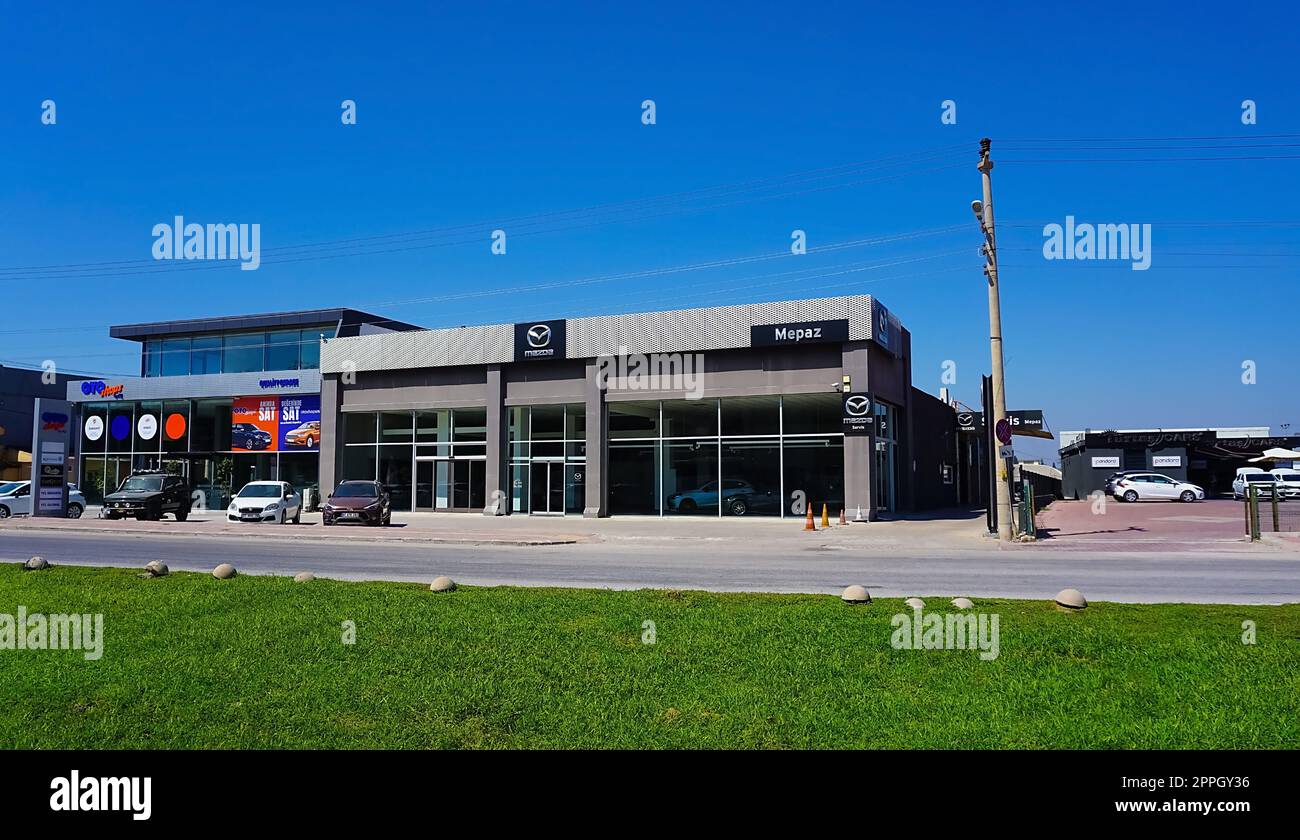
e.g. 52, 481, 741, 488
804, 505, 816, 531
839, 508, 847, 525
821, 503, 830, 528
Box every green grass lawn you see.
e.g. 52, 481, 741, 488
0, 564, 1296, 748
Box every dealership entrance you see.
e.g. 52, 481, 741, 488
526, 459, 583, 515
414, 456, 486, 511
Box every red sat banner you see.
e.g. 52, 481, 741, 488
231, 396, 279, 452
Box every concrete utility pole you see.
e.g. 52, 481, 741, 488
974, 138, 1013, 541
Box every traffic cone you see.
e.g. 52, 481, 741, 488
804, 505, 816, 531
853, 505, 867, 523
821, 503, 830, 528
839, 508, 847, 525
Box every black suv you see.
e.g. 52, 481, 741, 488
103, 472, 192, 521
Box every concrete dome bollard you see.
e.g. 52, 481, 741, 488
951, 597, 975, 610
1054, 588, 1087, 610
212, 563, 237, 580
293, 572, 315, 583
904, 597, 925, 610
144, 560, 169, 577
429, 576, 456, 592
840, 585, 870, 604
23, 556, 50, 571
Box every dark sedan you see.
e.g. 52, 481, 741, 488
322, 480, 392, 526
232, 423, 273, 450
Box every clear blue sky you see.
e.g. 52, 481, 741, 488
3, 1, 1297, 462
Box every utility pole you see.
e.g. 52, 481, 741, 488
973, 138, 1013, 541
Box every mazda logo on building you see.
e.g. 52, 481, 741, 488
527, 324, 551, 348
957, 412, 974, 426
845, 395, 870, 416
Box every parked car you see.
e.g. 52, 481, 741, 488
0, 481, 87, 518
1268, 468, 1300, 500
666, 479, 779, 515
322, 480, 391, 526
1232, 468, 1276, 500
283, 421, 321, 449
103, 472, 192, 520
227, 481, 302, 524
1112, 473, 1205, 503
232, 422, 273, 450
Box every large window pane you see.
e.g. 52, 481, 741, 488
341, 446, 376, 483
565, 403, 586, 441
783, 436, 844, 517
378, 446, 412, 511
663, 439, 718, 515
721, 396, 779, 436
107, 404, 133, 453
160, 337, 190, 377
223, 332, 266, 373
608, 400, 659, 439
782, 393, 841, 435
80, 457, 107, 505
143, 341, 161, 377
416, 410, 451, 443
134, 401, 162, 453
453, 407, 487, 442
190, 336, 222, 375
81, 403, 108, 454
379, 411, 413, 443
529, 404, 563, 440
609, 442, 658, 515
266, 329, 300, 371
190, 399, 230, 451
343, 412, 377, 445
662, 399, 717, 438
299, 329, 325, 369
162, 400, 190, 453
720, 439, 781, 516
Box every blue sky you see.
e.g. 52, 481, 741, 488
2, 1, 1297, 462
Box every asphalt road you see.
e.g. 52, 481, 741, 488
3, 530, 1298, 604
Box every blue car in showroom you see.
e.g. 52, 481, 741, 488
666, 479, 778, 516
232, 422, 273, 450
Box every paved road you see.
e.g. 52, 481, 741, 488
3, 530, 1298, 604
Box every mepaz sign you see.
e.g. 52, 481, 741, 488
30, 398, 71, 518
841, 393, 873, 436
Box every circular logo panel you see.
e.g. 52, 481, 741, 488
137, 414, 158, 441
845, 395, 871, 416
84, 416, 104, 441
165, 413, 187, 441
110, 415, 131, 442
527, 324, 551, 348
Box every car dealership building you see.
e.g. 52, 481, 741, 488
317, 294, 961, 518
65, 308, 418, 509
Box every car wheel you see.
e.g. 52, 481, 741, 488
67, 503, 83, 519
678, 498, 696, 513
1123, 490, 1139, 503
381, 512, 391, 526
175, 507, 189, 522
0, 505, 9, 519
1180, 490, 1196, 503
278, 509, 286, 525
728, 498, 748, 516
105, 512, 120, 520
306, 436, 315, 448
292, 507, 301, 524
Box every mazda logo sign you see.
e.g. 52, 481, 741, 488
527, 324, 551, 348
845, 395, 870, 416
957, 413, 973, 425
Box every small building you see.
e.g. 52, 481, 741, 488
1059, 427, 1300, 499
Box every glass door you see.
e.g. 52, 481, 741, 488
529, 461, 566, 515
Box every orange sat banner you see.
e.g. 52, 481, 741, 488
231, 396, 279, 452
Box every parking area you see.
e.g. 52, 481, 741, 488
1034, 498, 1258, 549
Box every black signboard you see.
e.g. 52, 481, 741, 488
957, 411, 980, 433
841, 393, 874, 436
750, 319, 849, 348
513, 320, 567, 362
1007, 409, 1047, 437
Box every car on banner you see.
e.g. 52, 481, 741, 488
283, 420, 321, 449
322, 480, 392, 526
232, 422, 273, 450
227, 481, 302, 524
0, 481, 87, 519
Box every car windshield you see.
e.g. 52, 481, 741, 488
238, 484, 284, 498
1275, 473, 1300, 482
334, 483, 378, 497
121, 477, 163, 492
1245, 475, 1275, 483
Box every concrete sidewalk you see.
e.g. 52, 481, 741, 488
1, 505, 997, 550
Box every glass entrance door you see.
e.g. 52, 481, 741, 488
416, 458, 484, 511
529, 461, 566, 515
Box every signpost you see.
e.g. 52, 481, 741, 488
30, 398, 71, 518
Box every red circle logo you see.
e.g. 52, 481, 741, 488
165, 413, 187, 440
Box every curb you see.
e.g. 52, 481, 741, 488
0, 521, 585, 547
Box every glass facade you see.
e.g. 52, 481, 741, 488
508, 404, 586, 515
341, 408, 489, 512
142, 326, 336, 377
76, 397, 319, 510
608, 395, 845, 517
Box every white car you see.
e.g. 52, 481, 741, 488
1232, 468, 1277, 500
1267, 468, 1300, 500
226, 481, 302, 524
1112, 473, 1205, 503
0, 481, 87, 518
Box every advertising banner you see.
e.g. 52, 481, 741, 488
231, 396, 279, 452
30, 398, 71, 517
278, 395, 322, 451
